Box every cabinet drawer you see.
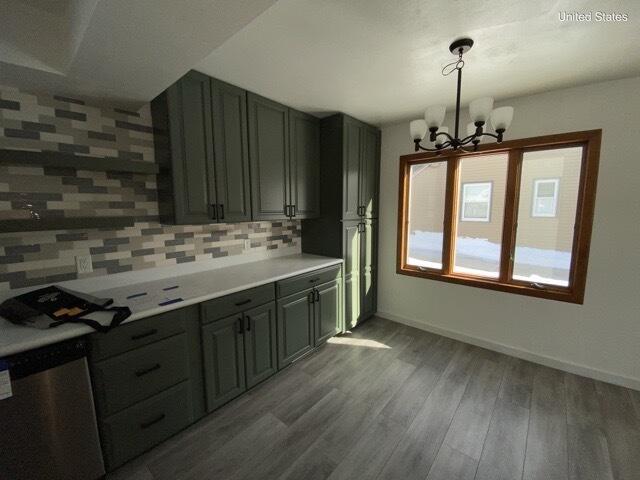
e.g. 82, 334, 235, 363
276, 264, 342, 298
201, 284, 274, 324
100, 380, 193, 470
91, 333, 189, 416
89, 308, 189, 361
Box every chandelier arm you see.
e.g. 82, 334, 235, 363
415, 142, 440, 152
436, 131, 454, 141
459, 134, 477, 145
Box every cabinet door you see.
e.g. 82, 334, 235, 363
342, 117, 362, 220
360, 220, 377, 322
343, 221, 361, 330
314, 280, 341, 345
244, 302, 277, 388
201, 314, 246, 412
360, 126, 380, 219
277, 289, 314, 368
169, 71, 216, 224
289, 109, 320, 219
247, 93, 290, 220
211, 79, 251, 222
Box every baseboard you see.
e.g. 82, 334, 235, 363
376, 310, 640, 391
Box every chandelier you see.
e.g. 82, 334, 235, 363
410, 38, 514, 152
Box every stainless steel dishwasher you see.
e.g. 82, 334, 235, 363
0, 337, 105, 480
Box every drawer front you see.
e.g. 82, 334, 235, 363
277, 264, 342, 298
89, 308, 188, 361
92, 334, 189, 416
201, 284, 275, 324
100, 380, 193, 471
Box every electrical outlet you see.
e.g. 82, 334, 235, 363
75, 254, 93, 274
244, 239, 251, 250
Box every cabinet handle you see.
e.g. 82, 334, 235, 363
314, 288, 320, 302
218, 203, 225, 221
234, 299, 251, 307
135, 363, 161, 377
308, 278, 320, 283
284, 204, 289, 216
210, 203, 218, 220
140, 413, 166, 430
308, 291, 314, 304
246, 316, 251, 332
292, 204, 296, 217
237, 318, 244, 334
130, 329, 158, 341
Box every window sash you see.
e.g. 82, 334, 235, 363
396, 130, 601, 304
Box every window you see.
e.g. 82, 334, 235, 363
532, 178, 559, 217
396, 130, 601, 303
461, 182, 492, 222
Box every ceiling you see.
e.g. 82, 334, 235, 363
196, 0, 640, 125
0, 0, 277, 107
1, 0, 639, 123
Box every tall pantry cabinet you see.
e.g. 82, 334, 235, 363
301, 114, 380, 330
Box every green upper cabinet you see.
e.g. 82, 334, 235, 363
151, 71, 251, 224
360, 126, 380, 219
154, 71, 216, 224
247, 94, 321, 221
211, 79, 251, 222
342, 117, 380, 220
289, 109, 320, 219
342, 116, 362, 221
247, 93, 290, 220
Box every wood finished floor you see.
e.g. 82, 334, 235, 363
108, 317, 640, 480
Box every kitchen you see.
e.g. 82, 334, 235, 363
0, 2, 639, 480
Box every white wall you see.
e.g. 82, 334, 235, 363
377, 76, 640, 389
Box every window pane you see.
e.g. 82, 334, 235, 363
532, 179, 559, 217
406, 162, 447, 269
461, 182, 492, 221
513, 147, 583, 287
453, 154, 508, 278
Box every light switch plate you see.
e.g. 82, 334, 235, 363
75, 254, 93, 274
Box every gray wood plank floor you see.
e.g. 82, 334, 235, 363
108, 317, 640, 480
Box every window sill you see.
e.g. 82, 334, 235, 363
397, 265, 583, 304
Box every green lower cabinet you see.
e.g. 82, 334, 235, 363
277, 289, 314, 368
99, 380, 193, 470
314, 280, 341, 345
244, 302, 277, 388
201, 314, 246, 412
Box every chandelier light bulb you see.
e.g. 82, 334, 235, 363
424, 105, 446, 128
410, 119, 427, 141
469, 97, 494, 124
491, 106, 514, 131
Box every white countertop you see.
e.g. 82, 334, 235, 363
0, 253, 342, 357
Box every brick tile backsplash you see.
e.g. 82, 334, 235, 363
0, 86, 301, 291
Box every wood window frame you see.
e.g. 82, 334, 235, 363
396, 129, 602, 304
